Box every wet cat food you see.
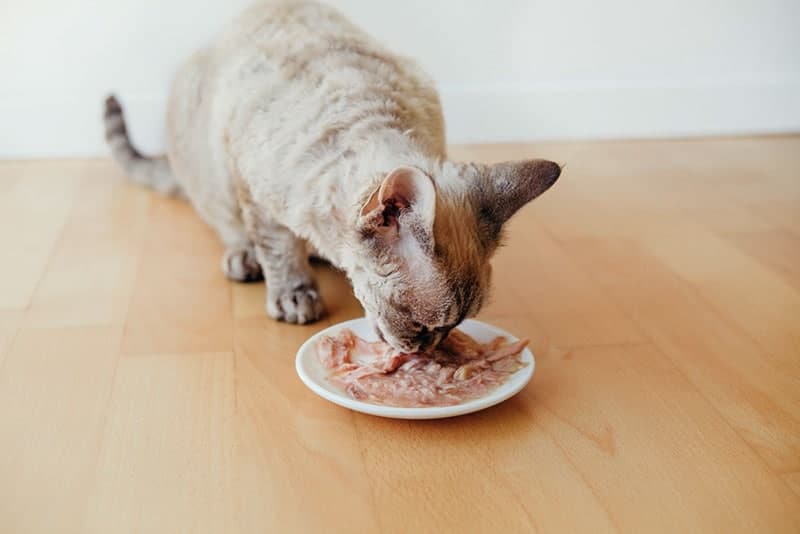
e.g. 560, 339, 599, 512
316, 328, 529, 407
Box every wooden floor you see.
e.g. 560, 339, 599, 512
0, 136, 799, 533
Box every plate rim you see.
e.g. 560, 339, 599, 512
295, 317, 535, 420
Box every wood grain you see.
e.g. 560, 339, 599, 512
84, 351, 236, 534
24, 168, 151, 328
120, 198, 233, 355
0, 161, 83, 308
0, 326, 122, 533
0, 136, 798, 533
561, 237, 800, 472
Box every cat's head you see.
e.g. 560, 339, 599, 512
350, 159, 561, 352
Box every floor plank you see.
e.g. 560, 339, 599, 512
529, 342, 800, 533
0, 161, 83, 309
230, 317, 381, 533
645, 222, 800, 359
121, 197, 233, 355
0, 310, 22, 364
83, 351, 236, 534
352, 395, 619, 533
784, 472, 800, 500
0, 326, 122, 534
24, 166, 152, 328
483, 221, 646, 348
719, 229, 800, 293
560, 237, 800, 472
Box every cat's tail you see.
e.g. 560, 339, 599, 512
103, 95, 184, 197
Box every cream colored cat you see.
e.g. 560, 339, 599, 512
104, 0, 561, 352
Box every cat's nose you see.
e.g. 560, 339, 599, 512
415, 330, 434, 348
415, 330, 443, 351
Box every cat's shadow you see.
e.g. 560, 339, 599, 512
352, 393, 541, 454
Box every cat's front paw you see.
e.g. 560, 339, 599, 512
222, 245, 263, 282
266, 283, 325, 324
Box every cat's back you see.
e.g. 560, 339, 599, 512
214, 0, 379, 86
167, 0, 445, 212
218, 1, 360, 55
207, 0, 445, 153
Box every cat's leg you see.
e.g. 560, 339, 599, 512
166, 49, 263, 283
250, 221, 325, 324
185, 199, 264, 283
220, 231, 263, 283
234, 177, 324, 323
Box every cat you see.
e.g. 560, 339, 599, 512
103, 0, 561, 353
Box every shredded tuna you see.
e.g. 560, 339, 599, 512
316, 328, 529, 407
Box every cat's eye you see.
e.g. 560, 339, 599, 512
377, 268, 397, 278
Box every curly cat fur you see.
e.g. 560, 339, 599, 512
104, 0, 561, 351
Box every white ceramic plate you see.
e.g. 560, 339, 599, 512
295, 318, 535, 420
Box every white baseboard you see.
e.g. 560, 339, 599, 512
441, 78, 800, 144
2, 79, 799, 158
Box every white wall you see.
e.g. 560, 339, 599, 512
1, 0, 799, 158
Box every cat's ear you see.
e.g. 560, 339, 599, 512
359, 166, 436, 236
474, 159, 561, 244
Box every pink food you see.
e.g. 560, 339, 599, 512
316, 328, 529, 407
